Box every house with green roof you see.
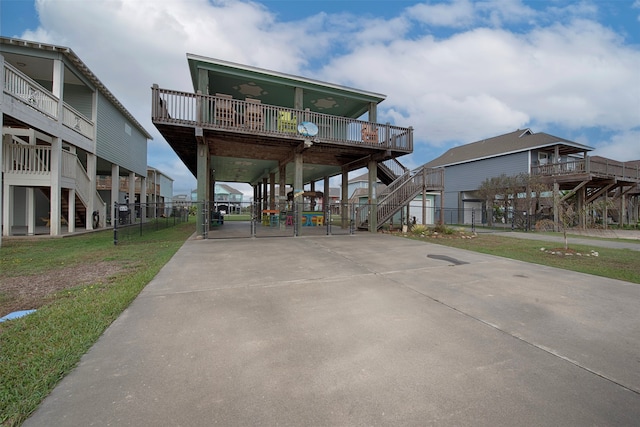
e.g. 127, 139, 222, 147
151, 55, 443, 235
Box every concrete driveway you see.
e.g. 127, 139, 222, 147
25, 233, 640, 426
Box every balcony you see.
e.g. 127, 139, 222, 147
531, 158, 640, 182
3, 62, 94, 140
151, 87, 413, 153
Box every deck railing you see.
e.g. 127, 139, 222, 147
96, 176, 160, 195
3, 144, 51, 174
531, 158, 640, 181
152, 85, 413, 152
3, 62, 95, 140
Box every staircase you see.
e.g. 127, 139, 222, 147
357, 158, 444, 230
5, 135, 106, 230
39, 188, 86, 227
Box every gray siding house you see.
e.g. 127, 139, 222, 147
424, 129, 593, 224
1, 37, 152, 240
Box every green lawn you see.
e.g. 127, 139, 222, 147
1, 225, 638, 426
0, 222, 195, 427
402, 232, 640, 284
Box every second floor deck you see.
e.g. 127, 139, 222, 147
3, 61, 94, 141
151, 86, 413, 154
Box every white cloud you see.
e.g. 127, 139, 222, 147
319, 19, 640, 145
16, 0, 640, 193
407, 0, 476, 28
592, 130, 640, 162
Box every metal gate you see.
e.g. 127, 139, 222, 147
198, 201, 356, 239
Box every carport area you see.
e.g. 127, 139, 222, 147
25, 234, 640, 426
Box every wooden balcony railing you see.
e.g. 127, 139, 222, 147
531, 158, 640, 181
151, 85, 413, 153
3, 62, 95, 140
96, 176, 160, 195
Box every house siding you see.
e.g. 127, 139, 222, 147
96, 93, 147, 176
440, 151, 529, 211
63, 83, 93, 119
159, 174, 173, 200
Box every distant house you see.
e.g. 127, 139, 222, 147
424, 129, 639, 227
1, 37, 152, 238
214, 183, 244, 213
146, 167, 173, 217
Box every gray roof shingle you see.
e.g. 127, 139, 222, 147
423, 129, 593, 168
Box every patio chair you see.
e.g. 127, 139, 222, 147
277, 111, 297, 133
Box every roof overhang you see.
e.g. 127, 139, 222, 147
186, 54, 386, 119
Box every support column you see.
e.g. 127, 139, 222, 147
262, 177, 268, 212
368, 159, 377, 232
196, 139, 209, 234
620, 191, 626, 227
26, 188, 35, 235
294, 152, 303, 234
86, 153, 97, 229
50, 137, 62, 236
422, 186, 427, 225
3, 184, 13, 237
111, 164, 119, 225
279, 163, 287, 209
323, 176, 330, 215
128, 171, 136, 221
341, 168, 349, 228
553, 181, 560, 232
269, 172, 276, 210
140, 175, 147, 224
68, 188, 76, 233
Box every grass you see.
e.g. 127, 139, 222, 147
0, 222, 195, 427
1, 224, 637, 425
405, 232, 640, 284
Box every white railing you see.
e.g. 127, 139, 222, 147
74, 158, 91, 205
4, 62, 59, 118
61, 150, 77, 179
63, 104, 94, 139
152, 86, 413, 152
3, 144, 51, 174
4, 62, 95, 140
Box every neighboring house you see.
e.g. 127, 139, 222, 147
1, 37, 152, 240
347, 173, 384, 200
214, 183, 244, 213
423, 128, 639, 227
146, 167, 174, 217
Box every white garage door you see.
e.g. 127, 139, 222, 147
463, 201, 483, 224
409, 198, 433, 225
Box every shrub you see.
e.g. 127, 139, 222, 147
411, 224, 428, 235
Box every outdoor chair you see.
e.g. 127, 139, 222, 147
361, 124, 379, 143
277, 111, 297, 133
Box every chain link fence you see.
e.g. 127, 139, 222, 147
192, 201, 357, 239
112, 202, 191, 244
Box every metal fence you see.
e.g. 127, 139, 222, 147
112, 202, 191, 244
193, 201, 357, 239
350, 203, 554, 233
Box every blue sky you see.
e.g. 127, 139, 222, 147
2, 0, 639, 195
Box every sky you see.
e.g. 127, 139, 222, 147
1, 0, 639, 196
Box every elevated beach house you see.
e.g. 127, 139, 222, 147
1, 37, 152, 241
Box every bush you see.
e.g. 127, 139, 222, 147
433, 223, 455, 235
411, 224, 428, 235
